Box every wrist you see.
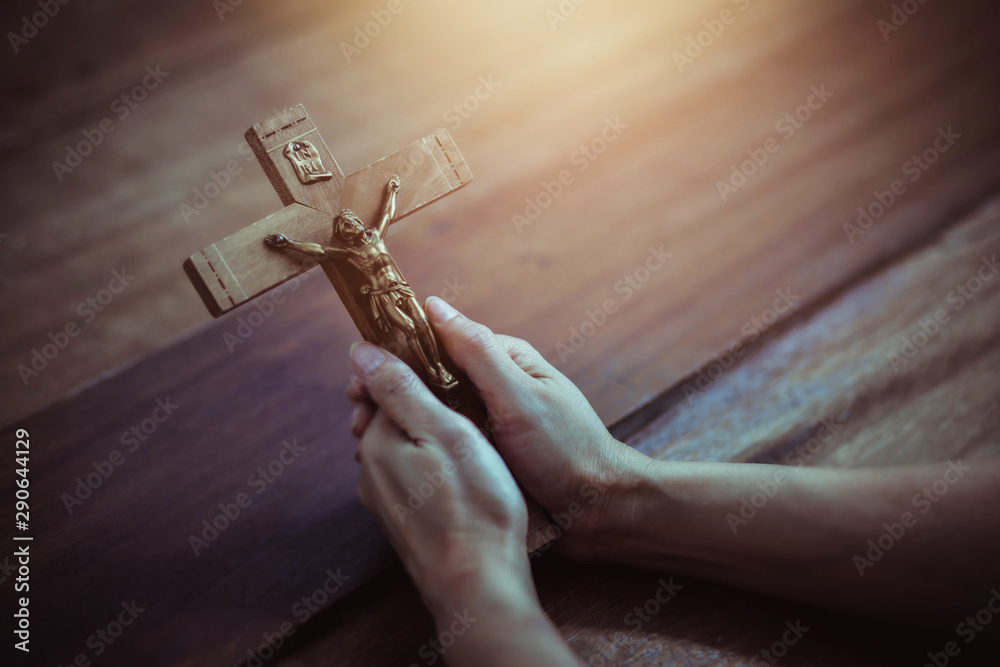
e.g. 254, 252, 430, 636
559, 437, 654, 562
431, 577, 545, 637
422, 535, 539, 624
589, 444, 655, 561
589, 454, 716, 565
425, 543, 578, 667
589, 460, 741, 569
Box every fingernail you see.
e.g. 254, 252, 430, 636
426, 296, 458, 324
351, 342, 386, 376
349, 405, 360, 432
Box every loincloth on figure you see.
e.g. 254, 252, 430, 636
361, 281, 417, 333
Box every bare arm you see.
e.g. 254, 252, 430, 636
375, 175, 400, 239
403, 300, 1000, 633
595, 459, 1000, 628
264, 234, 348, 260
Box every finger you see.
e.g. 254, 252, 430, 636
350, 342, 454, 441
351, 401, 376, 439
355, 409, 410, 483
347, 374, 376, 434
357, 410, 428, 497
353, 404, 408, 460
423, 297, 529, 401
346, 374, 377, 438
345, 374, 371, 402
356, 412, 420, 556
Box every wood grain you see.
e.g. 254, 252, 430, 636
4, 0, 999, 429
0, 0, 998, 664
622, 200, 1000, 470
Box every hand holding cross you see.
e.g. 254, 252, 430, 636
183, 104, 554, 550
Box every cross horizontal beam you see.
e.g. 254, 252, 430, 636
184, 129, 472, 317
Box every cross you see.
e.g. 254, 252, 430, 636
184, 104, 475, 405
183, 105, 555, 550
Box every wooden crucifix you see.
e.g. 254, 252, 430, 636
183, 105, 554, 551
183, 105, 473, 404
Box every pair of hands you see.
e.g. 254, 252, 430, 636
346, 296, 646, 617
346, 306, 1000, 641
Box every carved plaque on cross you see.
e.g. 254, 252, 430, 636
183, 105, 555, 551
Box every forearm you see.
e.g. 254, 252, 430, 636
376, 187, 396, 236
596, 457, 1000, 626
429, 596, 578, 667
286, 240, 329, 258
423, 548, 580, 667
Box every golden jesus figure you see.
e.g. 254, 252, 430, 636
264, 175, 456, 389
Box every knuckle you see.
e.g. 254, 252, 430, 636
373, 363, 419, 401
501, 334, 529, 348
441, 428, 478, 460
458, 321, 497, 355
508, 337, 536, 358
497, 334, 539, 364
443, 419, 476, 446
512, 337, 531, 350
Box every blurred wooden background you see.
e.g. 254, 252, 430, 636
1, 0, 999, 664
3, 0, 998, 427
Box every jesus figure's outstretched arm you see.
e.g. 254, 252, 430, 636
264, 234, 350, 261
375, 175, 400, 239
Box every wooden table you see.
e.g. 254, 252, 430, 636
2, 0, 998, 664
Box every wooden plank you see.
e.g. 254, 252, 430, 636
621, 199, 1000, 469
268, 199, 1000, 667
275, 556, 1000, 666
0, 280, 392, 666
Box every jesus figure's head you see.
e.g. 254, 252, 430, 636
333, 210, 367, 245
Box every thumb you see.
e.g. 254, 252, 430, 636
424, 297, 527, 403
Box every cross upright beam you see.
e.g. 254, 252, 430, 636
244, 106, 347, 214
